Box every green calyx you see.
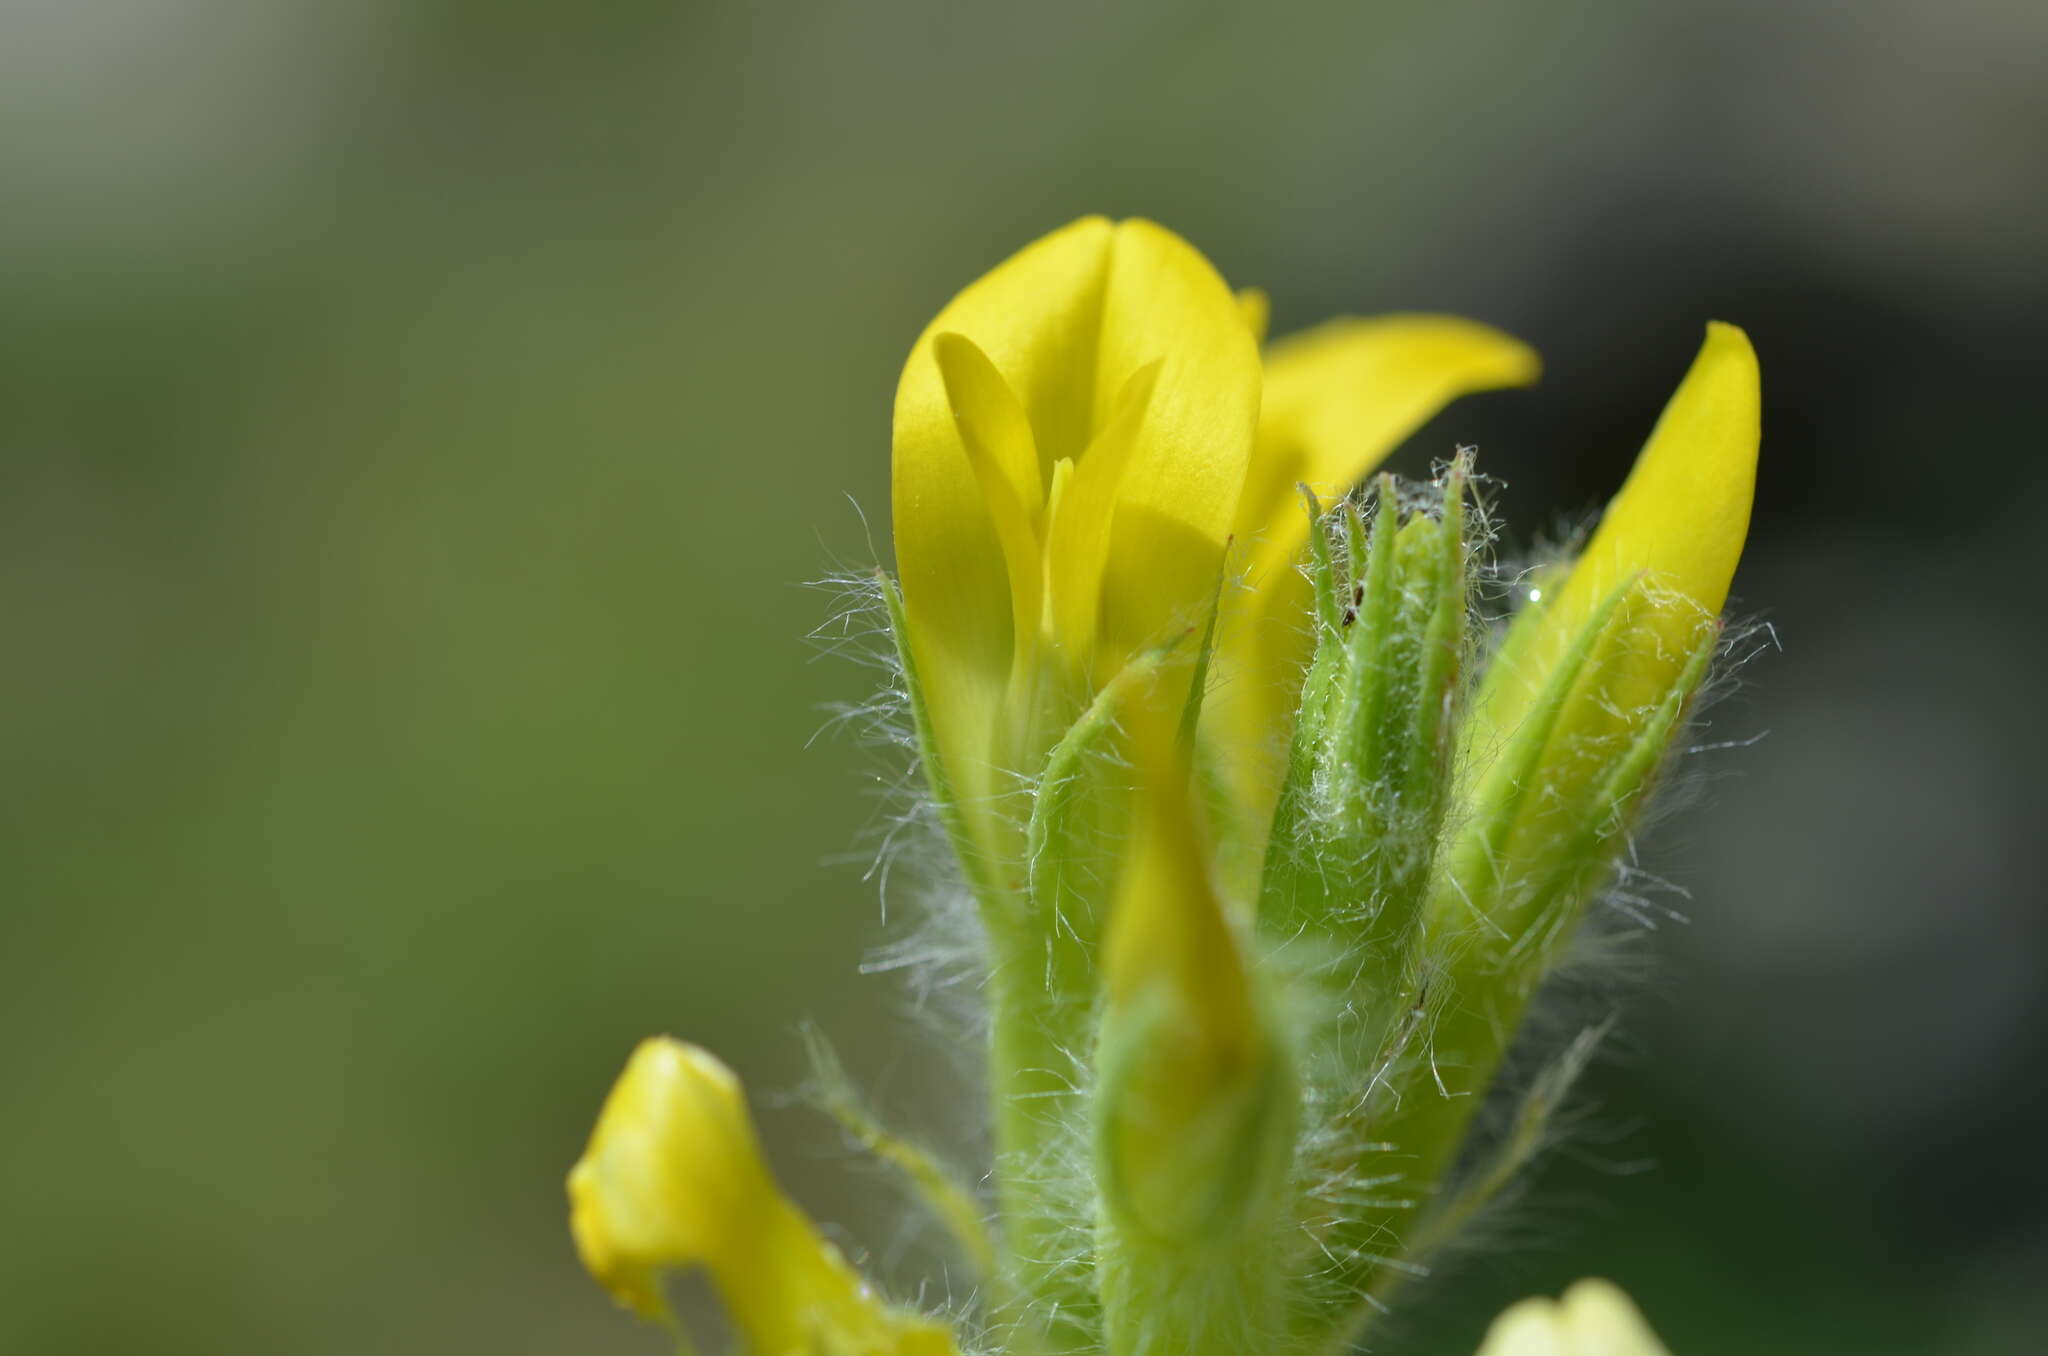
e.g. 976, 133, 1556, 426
877, 455, 1730, 1356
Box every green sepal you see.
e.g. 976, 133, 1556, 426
1026, 638, 1196, 980
1322, 578, 1724, 1317
1093, 986, 1299, 1247
1259, 464, 1472, 1008
1429, 576, 1722, 967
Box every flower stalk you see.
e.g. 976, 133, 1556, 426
565, 218, 1760, 1356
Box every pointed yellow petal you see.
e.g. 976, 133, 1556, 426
1482, 321, 1759, 736
1553, 320, 1758, 625
1427, 324, 1761, 972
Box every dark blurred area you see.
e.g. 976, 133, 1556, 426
3, 3, 2043, 1353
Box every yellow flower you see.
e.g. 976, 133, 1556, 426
892, 215, 1538, 873
1430, 321, 1761, 953
1211, 313, 1539, 835
567, 1037, 956, 1356
1474, 1279, 1674, 1356
1472, 320, 1758, 750
1290, 326, 1759, 1310
892, 216, 1261, 842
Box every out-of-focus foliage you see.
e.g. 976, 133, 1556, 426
3, 3, 2044, 1354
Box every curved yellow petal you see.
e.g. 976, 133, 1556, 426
895, 217, 1116, 805
1089, 220, 1261, 696
1482, 321, 1759, 735
567, 1038, 958, 1355
1237, 314, 1539, 589
934, 331, 1047, 698
1549, 320, 1758, 629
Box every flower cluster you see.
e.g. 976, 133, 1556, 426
567, 218, 1757, 1355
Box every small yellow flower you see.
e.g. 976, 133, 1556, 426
1431, 321, 1761, 953
1474, 1279, 1674, 1356
1474, 320, 1758, 746
567, 1037, 956, 1355
892, 216, 1261, 838
893, 215, 1541, 885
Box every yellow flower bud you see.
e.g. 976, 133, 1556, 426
567, 1037, 957, 1356
1093, 712, 1299, 1353
1096, 760, 1284, 1243
1475, 1279, 1674, 1356
1473, 321, 1758, 760
1437, 322, 1760, 956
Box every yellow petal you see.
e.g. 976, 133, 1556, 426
1097, 713, 1289, 1242
1091, 221, 1261, 681
894, 217, 1117, 806
1208, 314, 1537, 852
1549, 320, 1757, 627
567, 1038, 958, 1355
1237, 314, 1538, 590
934, 331, 1047, 699
1480, 322, 1758, 738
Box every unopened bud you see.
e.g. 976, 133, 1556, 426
566, 1037, 956, 1355
1095, 732, 1296, 1245
1475, 1279, 1673, 1356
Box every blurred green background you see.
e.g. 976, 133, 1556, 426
5, 3, 2045, 1352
